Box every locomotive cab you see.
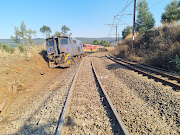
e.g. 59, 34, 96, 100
46, 36, 71, 68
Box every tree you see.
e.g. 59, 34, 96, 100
1, 43, 15, 54
40, 25, 52, 38
20, 21, 27, 46
11, 21, 37, 46
54, 31, 61, 36
100, 40, 111, 47
27, 29, 37, 44
84, 42, 89, 44
100, 40, 106, 46
11, 26, 20, 44
122, 26, 132, 40
11, 21, 27, 46
161, 0, 180, 23
91, 40, 100, 45
61, 25, 71, 35
103, 42, 111, 47
135, 0, 155, 32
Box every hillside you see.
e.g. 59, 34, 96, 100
113, 24, 180, 71
0, 46, 66, 116
75, 37, 118, 43
0, 39, 45, 47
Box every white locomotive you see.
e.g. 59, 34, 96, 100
46, 36, 84, 68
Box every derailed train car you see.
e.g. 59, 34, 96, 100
46, 36, 84, 68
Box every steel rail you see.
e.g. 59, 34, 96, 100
108, 54, 180, 82
106, 55, 180, 91
56, 58, 130, 135
91, 60, 130, 135
55, 60, 83, 135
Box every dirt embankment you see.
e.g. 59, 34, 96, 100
0, 49, 64, 117
114, 24, 180, 71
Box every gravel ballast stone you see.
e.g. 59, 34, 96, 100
92, 52, 179, 135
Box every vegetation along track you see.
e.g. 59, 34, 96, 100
56, 57, 129, 135
107, 54, 180, 91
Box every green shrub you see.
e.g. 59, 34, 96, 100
174, 55, 180, 70
1, 43, 15, 54
18, 45, 24, 52
0, 42, 2, 49
8, 47, 15, 54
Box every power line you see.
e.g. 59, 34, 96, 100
149, 0, 167, 10
107, 0, 134, 42
115, 0, 133, 17
105, 24, 123, 43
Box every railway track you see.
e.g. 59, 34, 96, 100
55, 58, 129, 135
106, 54, 180, 91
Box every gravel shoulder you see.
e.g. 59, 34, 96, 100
0, 61, 80, 135
92, 52, 179, 135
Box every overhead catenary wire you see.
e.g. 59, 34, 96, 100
108, 0, 133, 40
115, 0, 134, 17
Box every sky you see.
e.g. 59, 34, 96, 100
0, 0, 172, 38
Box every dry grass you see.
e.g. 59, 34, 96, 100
0, 45, 45, 59
113, 23, 180, 71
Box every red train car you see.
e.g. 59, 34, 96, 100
83, 44, 104, 52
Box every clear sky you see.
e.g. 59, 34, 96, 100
0, 0, 171, 38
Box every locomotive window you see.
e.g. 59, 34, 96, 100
60, 39, 68, 45
47, 40, 54, 46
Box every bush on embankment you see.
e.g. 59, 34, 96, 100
0, 42, 45, 58
114, 24, 180, 71
0, 42, 15, 54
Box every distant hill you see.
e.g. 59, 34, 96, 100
0, 37, 121, 47
75, 37, 120, 44
0, 38, 45, 47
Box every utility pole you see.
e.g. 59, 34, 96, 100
132, 0, 136, 52
105, 24, 121, 45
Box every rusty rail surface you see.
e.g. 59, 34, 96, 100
106, 55, 180, 91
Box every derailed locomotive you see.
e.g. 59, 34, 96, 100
46, 36, 84, 68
